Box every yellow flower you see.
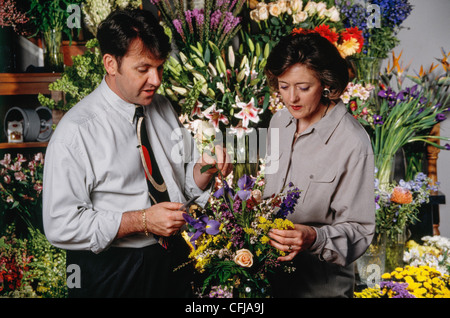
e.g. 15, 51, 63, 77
260, 235, 270, 244
381, 273, 391, 280
337, 38, 360, 58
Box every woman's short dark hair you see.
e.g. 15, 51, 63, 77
97, 9, 171, 67
265, 33, 349, 103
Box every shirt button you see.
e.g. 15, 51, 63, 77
309, 175, 314, 179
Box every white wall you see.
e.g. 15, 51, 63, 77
394, 0, 450, 237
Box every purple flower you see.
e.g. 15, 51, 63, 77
380, 281, 415, 298
172, 19, 184, 36
183, 214, 221, 249
276, 187, 301, 218
213, 179, 234, 199
445, 143, 450, 150
236, 175, 255, 201
373, 114, 384, 125
435, 113, 447, 122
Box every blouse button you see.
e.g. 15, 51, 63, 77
309, 175, 314, 179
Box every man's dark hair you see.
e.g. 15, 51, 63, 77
97, 9, 171, 67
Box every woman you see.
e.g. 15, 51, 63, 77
263, 33, 375, 297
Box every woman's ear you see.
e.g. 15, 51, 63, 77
103, 54, 118, 76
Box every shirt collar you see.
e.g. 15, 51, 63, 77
284, 101, 347, 145
99, 77, 137, 124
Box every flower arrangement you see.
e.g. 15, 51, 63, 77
404, 236, 450, 276
181, 173, 301, 297
355, 265, 450, 298
247, 0, 342, 47
149, 0, 245, 53
374, 172, 436, 240
291, 24, 364, 58
162, 32, 271, 134
337, 0, 413, 59
38, 39, 105, 112
0, 153, 44, 236
0, 0, 29, 35
341, 74, 450, 186
82, 0, 142, 36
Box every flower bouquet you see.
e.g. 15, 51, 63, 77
337, 0, 413, 83
247, 0, 342, 47
0, 153, 44, 237
182, 173, 301, 298
375, 172, 436, 241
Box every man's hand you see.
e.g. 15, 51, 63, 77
194, 144, 233, 190
145, 202, 186, 237
116, 202, 186, 239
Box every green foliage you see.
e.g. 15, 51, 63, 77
24, 227, 67, 298
28, 0, 84, 40
0, 225, 67, 298
38, 38, 105, 111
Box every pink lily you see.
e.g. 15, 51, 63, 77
203, 104, 229, 130
234, 98, 261, 128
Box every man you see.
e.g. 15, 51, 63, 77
42, 9, 232, 297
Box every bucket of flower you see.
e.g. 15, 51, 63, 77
180, 171, 301, 298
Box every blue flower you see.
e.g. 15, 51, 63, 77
213, 179, 234, 199
236, 175, 255, 201
373, 114, 384, 125
183, 214, 221, 249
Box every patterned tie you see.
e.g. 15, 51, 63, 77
135, 105, 170, 249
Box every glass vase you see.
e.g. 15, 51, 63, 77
349, 56, 383, 85
43, 28, 64, 72
385, 230, 408, 274
356, 233, 386, 287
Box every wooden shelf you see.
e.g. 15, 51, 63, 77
0, 142, 48, 149
0, 73, 60, 95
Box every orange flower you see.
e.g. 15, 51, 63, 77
391, 187, 413, 204
340, 27, 364, 53
313, 24, 339, 44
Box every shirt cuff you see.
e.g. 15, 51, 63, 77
309, 226, 326, 258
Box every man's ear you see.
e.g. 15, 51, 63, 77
103, 54, 118, 76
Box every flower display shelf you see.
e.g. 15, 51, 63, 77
0, 142, 48, 149
0, 73, 60, 95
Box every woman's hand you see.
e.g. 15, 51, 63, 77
268, 224, 317, 261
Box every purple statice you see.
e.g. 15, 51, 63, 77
223, 14, 241, 35
193, 9, 204, 25
380, 281, 415, 298
184, 10, 194, 34
275, 187, 300, 219
373, 114, 384, 125
210, 10, 222, 31
172, 19, 184, 38
217, 201, 244, 249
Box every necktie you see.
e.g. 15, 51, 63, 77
135, 105, 170, 248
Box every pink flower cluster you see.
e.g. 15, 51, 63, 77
0, 153, 44, 208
